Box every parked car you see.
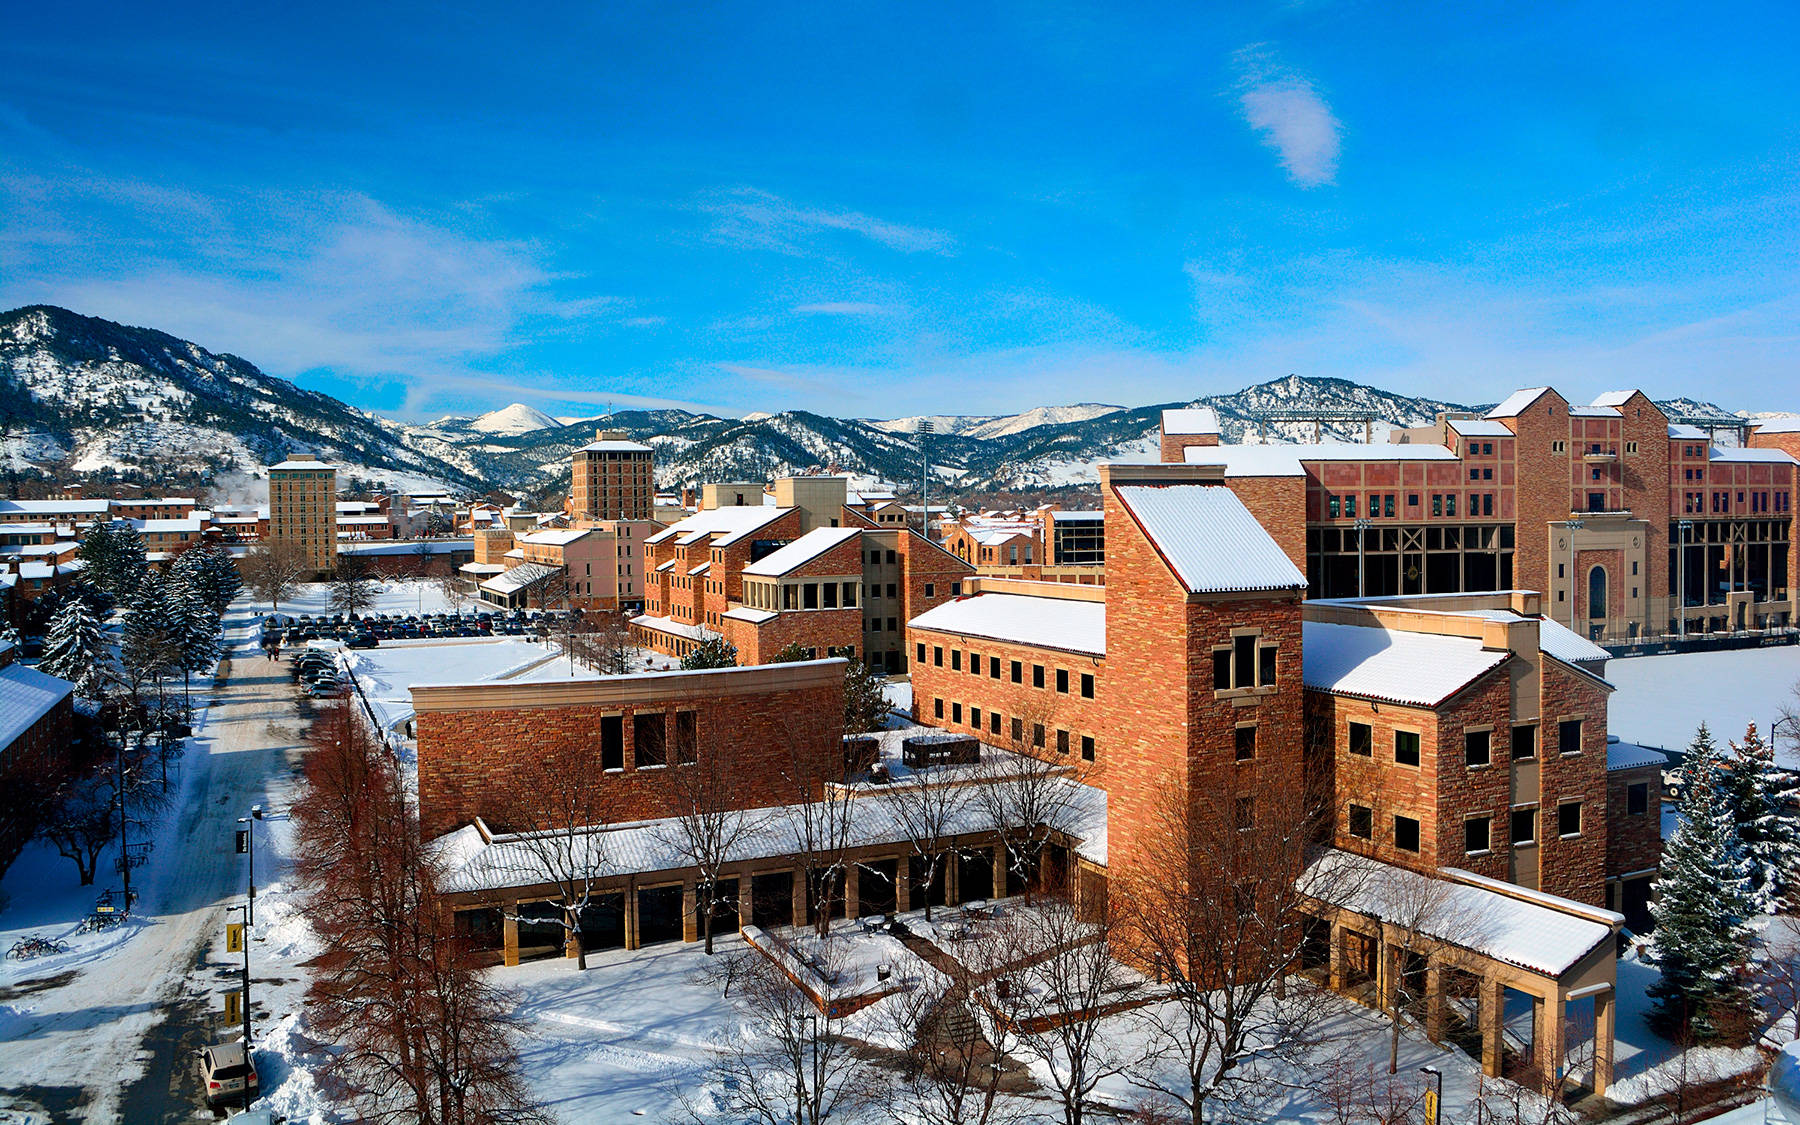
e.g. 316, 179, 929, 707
196, 1041, 259, 1110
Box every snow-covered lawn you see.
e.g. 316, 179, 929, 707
251, 577, 468, 619
1608, 646, 1800, 765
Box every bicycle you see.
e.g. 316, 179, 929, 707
6, 935, 70, 960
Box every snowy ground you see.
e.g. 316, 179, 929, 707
250, 577, 467, 619
1608, 646, 1800, 765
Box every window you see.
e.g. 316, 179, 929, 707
1385, 494, 1396, 517
1080, 672, 1094, 699
1056, 669, 1070, 694
674, 712, 698, 764
1559, 719, 1582, 755
950, 582, 962, 596
1408, 493, 1420, 508
1348, 722, 1373, 756
1465, 729, 1491, 768
924, 583, 935, 598
1510, 806, 1537, 846
1432, 495, 1443, 517
1511, 725, 1536, 760
1011, 660, 1023, 684
1394, 730, 1421, 767
634, 713, 667, 767
1558, 801, 1583, 837
1033, 664, 1046, 688
1056, 729, 1070, 755
1081, 735, 1095, 762
967, 652, 980, 676
1626, 441, 1638, 454
1235, 796, 1256, 831
1259, 646, 1276, 685
1328, 496, 1341, 518
1032, 723, 1045, 749
1012, 717, 1023, 742
600, 715, 624, 770
934, 698, 944, 719
1628, 782, 1648, 816
970, 707, 982, 730
991, 712, 1002, 736
932, 646, 943, 667
1215, 633, 1276, 693
951, 703, 962, 723
951, 650, 961, 671
990, 656, 1001, 679
1553, 440, 1566, 453
1213, 649, 1231, 690
1393, 815, 1421, 853
1465, 816, 1492, 854
1348, 804, 1373, 839
1235, 725, 1257, 761
1344, 496, 1357, 518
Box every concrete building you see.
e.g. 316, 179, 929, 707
569, 430, 655, 522
268, 454, 338, 575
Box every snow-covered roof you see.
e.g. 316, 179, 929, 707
336, 516, 390, 526
1591, 390, 1638, 408
576, 439, 654, 453
269, 459, 336, 471
645, 506, 791, 547
17, 562, 55, 580
909, 593, 1105, 657
721, 606, 778, 625
478, 562, 561, 596
1568, 405, 1622, 418
458, 562, 507, 575
1184, 443, 1458, 477
338, 538, 471, 556
1050, 510, 1103, 521
1752, 416, 1800, 434
1299, 850, 1619, 977
1303, 621, 1509, 707
519, 528, 590, 547
0, 664, 75, 748
1537, 619, 1610, 665
1448, 419, 1514, 438
1708, 446, 1799, 465
1668, 424, 1708, 439
0, 499, 112, 516
1485, 388, 1551, 418
1606, 737, 1669, 772
742, 527, 863, 577
1161, 407, 1221, 435
1113, 485, 1306, 595
629, 614, 722, 644
687, 562, 711, 577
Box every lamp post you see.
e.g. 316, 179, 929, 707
226, 903, 254, 1110
1354, 517, 1373, 598
1419, 1065, 1442, 1125
235, 805, 264, 927
1677, 519, 1692, 639
1567, 519, 1585, 632
918, 421, 934, 541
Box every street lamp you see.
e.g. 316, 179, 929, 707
1677, 519, 1693, 640
226, 903, 254, 1111
1419, 1065, 1442, 1125
236, 805, 265, 927
1566, 519, 1586, 633
1354, 517, 1374, 598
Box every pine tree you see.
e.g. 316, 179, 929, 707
169, 576, 221, 706
1726, 723, 1800, 912
680, 637, 738, 670
39, 597, 110, 700
82, 521, 149, 600
1663, 721, 1718, 808
120, 573, 180, 719
1649, 725, 1759, 1042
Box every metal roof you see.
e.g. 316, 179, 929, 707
909, 592, 1105, 657
742, 527, 862, 577
1302, 621, 1508, 707
1113, 484, 1306, 594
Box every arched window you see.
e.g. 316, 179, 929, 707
1588, 566, 1607, 619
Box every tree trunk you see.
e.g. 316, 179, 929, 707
702, 882, 716, 955
567, 905, 588, 971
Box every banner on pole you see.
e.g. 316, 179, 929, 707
224, 989, 242, 1025
234, 829, 249, 855
226, 923, 244, 954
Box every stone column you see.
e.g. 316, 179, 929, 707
895, 859, 913, 914
1534, 992, 1565, 1094
845, 863, 862, 921
1424, 962, 1446, 1044
624, 885, 640, 951
738, 874, 754, 932
946, 853, 961, 906
1377, 937, 1398, 1016
1328, 919, 1345, 991
792, 867, 808, 928
991, 843, 1007, 899
1593, 990, 1615, 1096
682, 882, 699, 943
502, 900, 520, 968
1480, 976, 1504, 1078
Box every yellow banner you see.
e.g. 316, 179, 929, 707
225, 923, 244, 954
224, 989, 241, 1025
1424, 1088, 1440, 1125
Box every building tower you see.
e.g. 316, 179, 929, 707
570, 430, 655, 521
268, 453, 338, 576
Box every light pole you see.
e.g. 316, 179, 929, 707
235, 805, 264, 927
1354, 517, 1373, 598
1677, 519, 1692, 639
1419, 1065, 1442, 1125
1567, 519, 1585, 633
918, 420, 934, 541
226, 903, 254, 1110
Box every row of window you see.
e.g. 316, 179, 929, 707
929, 697, 1096, 762
917, 643, 1098, 698
1346, 718, 1585, 766
1323, 493, 1500, 519
1212, 634, 1277, 693
594, 711, 699, 770
1346, 800, 1584, 854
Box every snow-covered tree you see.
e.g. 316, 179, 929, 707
171, 544, 242, 614
680, 636, 738, 670
120, 573, 181, 720
1663, 721, 1718, 808
169, 576, 221, 705
39, 597, 111, 700
1725, 723, 1800, 912
1649, 725, 1759, 1042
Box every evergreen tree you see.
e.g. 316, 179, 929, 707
39, 597, 110, 700
1663, 721, 1718, 808
75, 521, 121, 595
120, 573, 180, 719
842, 659, 891, 735
169, 575, 221, 705
680, 637, 738, 670
172, 545, 244, 614
769, 641, 809, 663
1649, 725, 1759, 1042
1726, 723, 1800, 912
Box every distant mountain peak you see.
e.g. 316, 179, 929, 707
467, 402, 561, 436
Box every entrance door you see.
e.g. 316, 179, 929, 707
636, 884, 685, 946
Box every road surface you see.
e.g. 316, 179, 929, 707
0, 607, 307, 1122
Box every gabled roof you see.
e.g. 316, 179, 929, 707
1537, 619, 1610, 665
1591, 390, 1640, 408
1161, 407, 1221, 435
1668, 423, 1708, 439
644, 505, 791, 547
1485, 387, 1552, 418
478, 561, 561, 595
1607, 737, 1669, 772
909, 593, 1104, 657
0, 663, 75, 748
742, 527, 862, 577
1752, 416, 1800, 434
1112, 484, 1306, 594
1302, 621, 1509, 707
1448, 418, 1514, 438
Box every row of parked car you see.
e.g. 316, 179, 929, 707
264, 608, 578, 648
289, 648, 348, 696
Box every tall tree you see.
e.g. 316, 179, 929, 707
885, 752, 971, 923
120, 573, 181, 724
78, 520, 147, 600
841, 658, 891, 735
488, 751, 612, 971
1725, 723, 1800, 912
39, 596, 111, 700
241, 539, 309, 612
1649, 725, 1759, 1042
662, 749, 765, 954
169, 574, 222, 705
330, 553, 379, 616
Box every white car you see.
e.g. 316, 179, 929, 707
196, 1040, 259, 1110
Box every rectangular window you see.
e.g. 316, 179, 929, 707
1080, 672, 1094, 698
1465, 816, 1492, 854
1511, 806, 1537, 846
1081, 735, 1095, 762
1345, 496, 1357, 517
1033, 664, 1046, 689
1394, 730, 1421, 767
1213, 649, 1232, 690
933, 646, 943, 667
970, 707, 982, 730
1348, 803, 1373, 839
1234, 635, 1255, 688
1259, 645, 1276, 686
967, 652, 980, 676
990, 712, 1001, 735
990, 656, 1001, 679
1032, 724, 1045, 749
934, 698, 944, 719
1011, 660, 1023, 684
634, 713, 667, 767
1558, 801, 1583, 837
1056, 669, 1069, 694
1328, 496, 1341, 518
1393, 815, 1421, 852
1056, 729, 1069, 755
1432, 495, 1443, 517
1558, 719, 1582, 755
1628, 782, 1648, 816
1385, 494, 1396, 517
1235, 797, 1255, 831
1465, 729, 1491, 768
951, 650, 961, 671
1012, 717, 1023, 742
1235, 725, 1257, 761
924, 583, 935, 597
1511, 725, 1536, 760
804, 583, 819, 609
674, 711, 698, 764
600, 715, 624, 770
1348, 721, 1373, 756
1446, 495, 1457, 516
951, 703, 962, 724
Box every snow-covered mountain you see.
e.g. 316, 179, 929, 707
869, 403, 1125, 440
450, 402, 563, 436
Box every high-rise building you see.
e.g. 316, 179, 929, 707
570, 430, 655, 521
268, 454, 337, 575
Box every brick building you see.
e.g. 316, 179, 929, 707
1603, 738, 1667, 932
569, 430, 655, 521
268, 454, 338, 575
0, 644, 76, 875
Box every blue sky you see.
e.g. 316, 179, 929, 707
3, 2, 1799, 421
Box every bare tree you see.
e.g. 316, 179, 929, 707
661, 749, 766, 954
1115, 773, 1355, 1124
886, 757, 973, 923
997, 898, 1137, 1125
780, 723, 858, 937
486, 752, 611, 970
434, 572, 472, 617
971, 696, 1089, 903
579, 608, 637, 675
330, 552, 379, 616
241, 538, 310, 611
687, 950, 870, 1125
39, 770, 115, 886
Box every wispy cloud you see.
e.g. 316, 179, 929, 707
792, 301, 898, 316
405, 374, 725, 418
699, 187, 956, 256
1233, 47, 1342, 188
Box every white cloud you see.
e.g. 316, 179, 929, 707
700, 187, 955, 256
792, 301, 897, 316
1234, 49, 1342, 188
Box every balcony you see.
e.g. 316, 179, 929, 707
1582, 448, 1619, 463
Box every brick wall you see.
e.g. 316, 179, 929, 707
1606, 764, 1663, 878
0, 693, 72, 873
907, 629, 1106, 768
1224, 475, 1308, 572
1533, 661, 1609, 905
